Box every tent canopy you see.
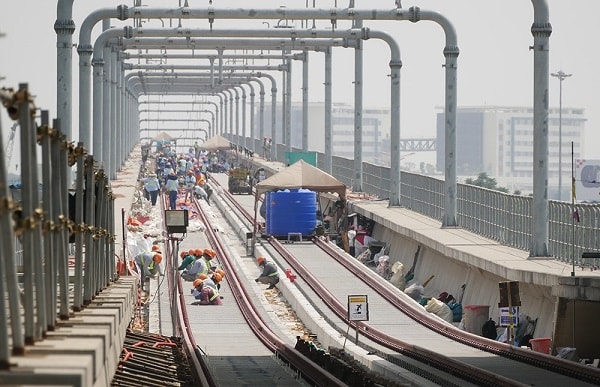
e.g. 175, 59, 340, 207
255, 160, 346, 199
201, 135, 231, 150
153, 131, 173, 141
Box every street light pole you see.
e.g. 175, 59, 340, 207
550, 70, 572, 201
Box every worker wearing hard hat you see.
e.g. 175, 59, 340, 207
201, 248, 217, 274
181, 253, 207, 282
255, 257, 279, 290
133, 251, 163, 291
191, 277, 222, 305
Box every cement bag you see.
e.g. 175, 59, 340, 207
356, 249, 371, 264
425, 297, 453, 323
404, 283, 424, 302
389, 261, 406, 290
127, 231, 152, 260
376, 255, 390, 279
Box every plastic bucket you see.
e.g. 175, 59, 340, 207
530, 338, 552, 354
463, 305, 490, 335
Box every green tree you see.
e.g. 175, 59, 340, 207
464, 172, 498, 189
464, 172, 511, 193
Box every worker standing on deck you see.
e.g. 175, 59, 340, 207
165, 171, 179, 210
184, 170, 196, 203
191, 278, 222, 305
142, 172, 161, 206
255, 257, 279, 290
347, 226, 357, 257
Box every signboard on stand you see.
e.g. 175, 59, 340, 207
499, 307, 519, 327
348, 295, 369, 321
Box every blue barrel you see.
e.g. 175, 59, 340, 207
266, 189, 317, 236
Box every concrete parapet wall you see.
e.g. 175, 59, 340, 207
0, 276, 137, 387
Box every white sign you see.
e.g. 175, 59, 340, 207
499, 307, 519, 327
576, 159, 600, 203
348, 295, 369, 321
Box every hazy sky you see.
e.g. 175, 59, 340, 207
1, 0, 599, 171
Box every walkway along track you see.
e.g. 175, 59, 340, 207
315, 238, 600, 385
159, 183, 346, 386
210, 171, 600, 386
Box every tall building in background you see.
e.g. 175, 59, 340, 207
436, 106, 586, 198
265, 102, 391, 165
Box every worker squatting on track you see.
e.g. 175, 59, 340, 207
255, 257, 280, 290
190, 277, 222, 305
178, 248, 218, 281
178, 248, 226, 304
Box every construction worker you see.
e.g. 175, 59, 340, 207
184, 170, 196, 203
134, 251, 163, 291
191, 278, 222, 305
181, 252, 207, 281
142, 172, 161, 206
204, 271, 224, 292
177, 251, 194, 271
164, 171, 179, 210
255, 257, 279, 290
201, 248, 217, 274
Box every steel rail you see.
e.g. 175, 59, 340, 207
315, 237, 600, 385
207, 172, 520, 385
267, 236, 524, 387
207, 171, 600, 386
188, 193, 346, 386
159, 193, 216, 387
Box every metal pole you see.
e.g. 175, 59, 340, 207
571, 141, 575, 277
530, 0, 552, 257
551, 70, 572, 201
324, 46, 332, 174
302, 49, 309, 152
55, 0, 74, 140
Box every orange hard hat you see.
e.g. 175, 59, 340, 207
215, 268, 225, 278
180, 251, 189, 258
257, 257, 266, 266
203, 248, 216, 258
153, 254, 162, 264
198, 273, 208, 280
152, 245, 161, 252
212, 273, 222, 283
193, 279, 203, 288
194, 248, 203, 257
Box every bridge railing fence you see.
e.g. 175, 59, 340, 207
229, 135, 600, 266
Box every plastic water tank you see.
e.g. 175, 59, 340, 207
266, 189, 317, 236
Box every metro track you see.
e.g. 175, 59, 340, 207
204, 171, 600, 387
155, 177, 346, 386
124, 170, 600, 386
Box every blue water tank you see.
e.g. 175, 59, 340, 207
266, 189, 317, 236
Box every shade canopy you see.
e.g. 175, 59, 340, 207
201, 135, 231, 150
153, 131, 173, 141
255, 160, 346, 199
